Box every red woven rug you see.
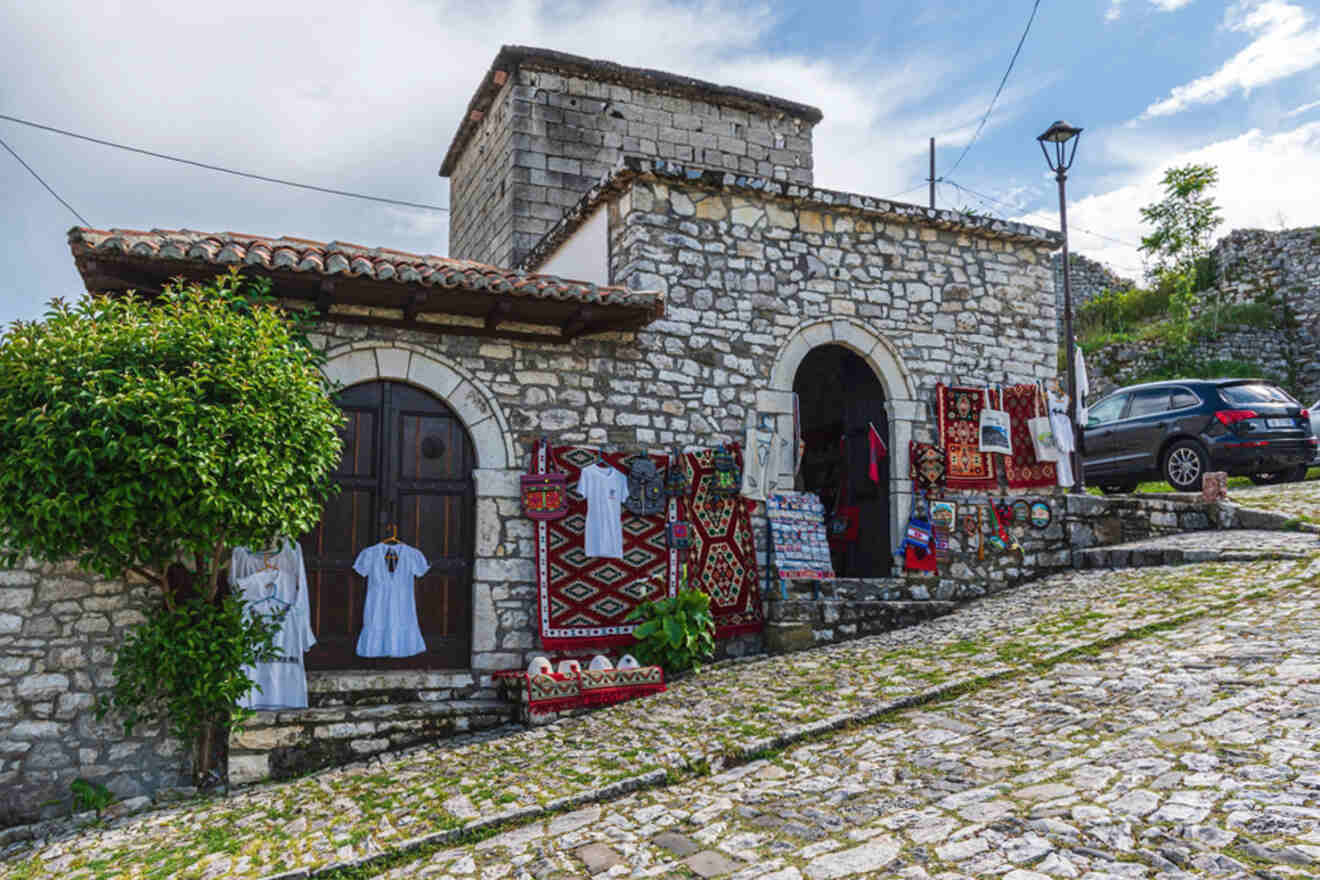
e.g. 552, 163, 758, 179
1002, 384, 1057, 489
937, 384, 999, 491
533, 442, 678, 650
683, 447, 763, 637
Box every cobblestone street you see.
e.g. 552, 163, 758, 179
2, 548, 1317, 879
393, 565, 1320, 880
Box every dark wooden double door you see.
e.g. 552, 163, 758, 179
299, 381, 474, 670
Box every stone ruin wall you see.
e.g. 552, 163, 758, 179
1074, 227, 1320, 401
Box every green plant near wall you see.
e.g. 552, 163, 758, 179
625, 588, 715, 674
0, 269, 344, 784
69, 778, 114, 818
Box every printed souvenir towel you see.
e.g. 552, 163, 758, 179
533, 441, 679, 650
937, 384, 999, 491
1002, 384, 1058, 489
683, 447, 764, 638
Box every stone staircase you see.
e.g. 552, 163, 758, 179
228, 670, 517, 785
1074, 528, 1316, 571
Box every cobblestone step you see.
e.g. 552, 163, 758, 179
1075, 528, 1316, 570
228, 698, 516, 785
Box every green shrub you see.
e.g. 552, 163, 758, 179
625, 588, 715, 674
70, 778, 114, 817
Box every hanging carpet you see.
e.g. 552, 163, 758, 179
533, 442, 678, 650
936, 384, 999, 491
683, 447, 764, 638
1002, 383, 1058, 489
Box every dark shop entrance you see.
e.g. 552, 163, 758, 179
793, 344, 892, 577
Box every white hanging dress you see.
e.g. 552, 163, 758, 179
354, 542, 430, 658
230, 540, 316, 710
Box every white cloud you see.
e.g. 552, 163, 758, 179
1284, 99, 1320, 117
1138, 1, 1320, 120
1150, 0, 1194, 10
1107, 1, 1124, 22
1015, 120, 1320, 280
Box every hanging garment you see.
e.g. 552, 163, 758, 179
354, 541, 429, 657
741, 421, 784, 502
867, 422, 887, 484
1075, 346, 1090, 425
1047, 388, 1076, 488
230, 540, 316, 710
577, 462, 628, 558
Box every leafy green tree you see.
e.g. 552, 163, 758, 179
1139, 163, 1223, 280
0, 270, 343, 780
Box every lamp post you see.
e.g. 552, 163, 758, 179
1037, 119, 1084, 494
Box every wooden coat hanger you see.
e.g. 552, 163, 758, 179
383, 523, 399, 545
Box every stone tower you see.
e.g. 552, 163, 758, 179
440, 45, 823, 269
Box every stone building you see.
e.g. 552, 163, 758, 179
2, 45, 1060, 823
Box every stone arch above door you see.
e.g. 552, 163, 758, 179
322, 343, 513, 471
766, 318, 921, 546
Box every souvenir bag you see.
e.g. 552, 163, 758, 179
522, 437, 569, 521
909, 441, 947, 492
978, 387, 1014, 455
666, 520, 694, 550
624, 455, 665, 516
1028, 383, 1060, 463
896, 507, 937, 573
711, 444, 740, 497
665, 446, 689, 499
827, 438, 860, 548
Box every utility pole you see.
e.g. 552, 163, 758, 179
929, 138, 936, 209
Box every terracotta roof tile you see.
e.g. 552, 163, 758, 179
68, 227, 659, 312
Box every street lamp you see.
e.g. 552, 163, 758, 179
1037, 119, 1084, 494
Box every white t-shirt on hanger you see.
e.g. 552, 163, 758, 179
577, 462, 627, 558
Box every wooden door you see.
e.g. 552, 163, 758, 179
300, 381, 474, 670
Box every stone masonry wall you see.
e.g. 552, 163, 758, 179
1052, 252, 1135, 337
448, 66, 816, 269
447, 77, 518, 269
0, 561, 185, 828
1213, 227, 1320, 321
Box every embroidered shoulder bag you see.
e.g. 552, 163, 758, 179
521, 437, 569, 522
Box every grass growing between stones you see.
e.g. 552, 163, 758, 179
4, 554, 1318, 880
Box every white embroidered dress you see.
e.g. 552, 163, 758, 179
230, 541, 316, 710
354, 542, 429, 658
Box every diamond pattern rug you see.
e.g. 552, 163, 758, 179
683, 447, 764, 638
534, 442, 678, 650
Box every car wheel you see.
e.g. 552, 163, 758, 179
1162, 440, 1207, 492
1286, 464, 1310, 482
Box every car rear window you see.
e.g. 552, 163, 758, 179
1219, 384, 1294, 405
1171, 389, 1200, 408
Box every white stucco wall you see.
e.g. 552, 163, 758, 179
536, 207, 608, 285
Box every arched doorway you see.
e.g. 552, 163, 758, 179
794, 345, 892, 577
299, 380, 475, 670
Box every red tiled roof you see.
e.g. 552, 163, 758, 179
68, 227, 658, 311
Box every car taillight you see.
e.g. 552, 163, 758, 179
1215, 409, 1258, 426
1301, 409, 1310, 419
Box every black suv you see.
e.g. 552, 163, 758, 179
1082, 379, 1316, 493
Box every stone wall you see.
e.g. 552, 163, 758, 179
1088, 326, 1317, 401
1214, 227, 1320, 319
1053, 252, 1135, 336
0, 560, 185, 827
445, 57, 818, 269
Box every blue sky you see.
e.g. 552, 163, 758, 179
2, 0, 1319, 324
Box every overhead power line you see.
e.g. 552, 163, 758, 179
944, 179, 1144, 249
0, 134, 89, 225
0, 112, 451, 213
944, 0, 1043, 178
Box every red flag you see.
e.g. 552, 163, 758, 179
868, 423, 887, 483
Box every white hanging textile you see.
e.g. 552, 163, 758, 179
354, 541, 430, 658
230, 540, 316, 710
1047, 388, 1076, 488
